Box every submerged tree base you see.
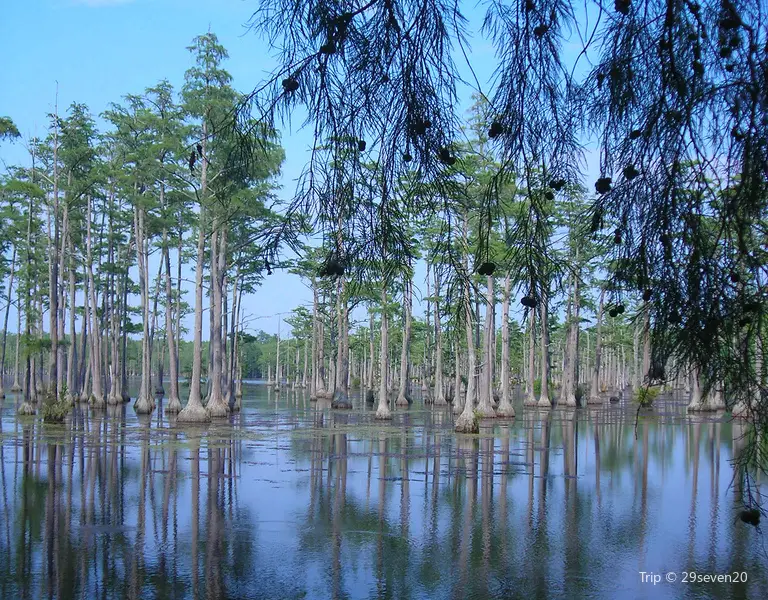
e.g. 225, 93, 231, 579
476, 403, 496, 417
496, 402, 515, 417
207, 397, 230, 418
176, 402, 211, 423
165, 396, 183, 413
134, 395, 154, 414
537, 396, 552, 408
454, 411, 479, 433
394, 393, 411, 407
107, 394, 122, 406
375, 403, 392, 420
523, 394, 538, 407
10, 383, 22, 392
331, 390, 352, 409
17, 401, 35, 415
90, 394, 106, 409
587, 395, 603, 405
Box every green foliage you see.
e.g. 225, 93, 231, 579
41, 386, 70, 424
635, 386, 659, 408
575, 385, 585, 404
0, 116, 20, 141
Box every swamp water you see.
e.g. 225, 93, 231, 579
0, 383, 767, 600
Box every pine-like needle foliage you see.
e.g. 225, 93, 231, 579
242, 1, 768, 479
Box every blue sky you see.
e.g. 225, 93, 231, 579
1, 0, 597, 337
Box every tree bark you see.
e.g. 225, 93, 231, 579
164, 224, 182, 413
177, 210, 209, 422
395, 275, 412, 406
375, 285, 391, 420
456, 280, 479, 433
0, 245, 16, 398
524, 306, 537, 406
207, 224, 229, 417
477, 275, 497, 417
497, 274, 515, 417
86, 195, 104, 408
537, 288, 552, 408
588, 288, 607, 405
433, 270, 447, 405
133, 205, 154, 414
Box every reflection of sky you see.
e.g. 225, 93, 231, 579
2, 386, 766, 600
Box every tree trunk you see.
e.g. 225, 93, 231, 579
86, 195, 104, 408
375, 285, 391, 420
11, 282, 23, 392
133, 205, 154, 414
207, 224, 229, 417
588, 288, 607, 405
395, 276, 412, 406
497, 274, 515, 417
524, 306, 537, 406
366, 308, 375, 403
562, 272, 580, 407
65, 237, 77, 403
0, 245, 16, 398
177, 203, 210, 423
332, 277, 352, 408
18, 186, 36, 414
537, 288, 552, 408
433, 270, 447, 405
164, 225, 182, 413
456, 280, 480, 433
476, 275, 497, 417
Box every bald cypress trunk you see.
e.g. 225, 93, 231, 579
524, 308, 537, 406
0, 245, 16, 398
164, 223, 182, 413
133, 205, 154, 415
477, 275, 497, 417
497, 274, 515, 417
433, 270, 447, 405
86, 195, 104, 408
537, 289, 552, 408
395, 275, 412, 407
375, 285, 391, 420
588, 288, 607, 405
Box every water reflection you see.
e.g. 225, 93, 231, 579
1, 386, 767, 599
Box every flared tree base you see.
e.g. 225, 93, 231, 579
475, 402, 496, 417
331, 390, 352, 409
537, 396, 552, 408
523, 394, 538, 407
375, 404, 392, 420
107, 394, 122, 406
207, 397, 230, 418
176, 401, 210, 423
454, 411, 479, 433
586, 395, 603, 405
18, 401, 35, 415
11, 383, 22, 392
165, 396, 183, 413
395, 393, 411, 406
90, 394, 106, 409
496, 402, 515, 417
133, 395, 155, 414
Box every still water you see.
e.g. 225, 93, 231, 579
0, 383, 766, 600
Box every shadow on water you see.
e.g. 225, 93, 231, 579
0, 383, 767, 599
